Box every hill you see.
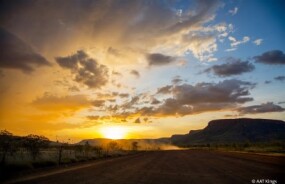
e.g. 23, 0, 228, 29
171, 118, 285, 146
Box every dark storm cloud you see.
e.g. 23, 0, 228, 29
0, 27, 50, 73
130, 70, 140, 78
238, 102, 285, 114
152, 99, 235, 116
55, 50, 109, 89
68, 86, 80, 92
274, 75, 285, 81
204, 59, 255, 77
254, 50, 285, 65
122, 79, 255, 117
152, 80, 255, 116
146, 53, 176, 66
172, 79, 255, 104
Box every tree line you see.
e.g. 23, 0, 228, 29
0, 130, 140, 166
0, 130, 50, 165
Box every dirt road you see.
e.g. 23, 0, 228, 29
11, 150, 285, 184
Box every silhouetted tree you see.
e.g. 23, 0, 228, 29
57, 142, 68, 165
0, 130, 14, 164
84, 141, 91, 157
107, 141, 119, 153
93, 146, 103, 157
23, 134, 49, 160
131, 141, 139, 151
74, 145, 84, 156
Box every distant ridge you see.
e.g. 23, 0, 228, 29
77, 118, 285, 148
171, 118, 285, 146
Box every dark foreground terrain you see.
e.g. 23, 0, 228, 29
7, 150, 285, 184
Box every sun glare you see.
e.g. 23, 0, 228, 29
101, 126, 126, 139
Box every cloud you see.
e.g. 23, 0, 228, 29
225, 48, 237, 52
0, 0, 222, 62
151, 98, 161, 105
164, 0, 221, 35
238, 102, 285, 114
87, 115, 100, 120
134, 118, 141, 124
204, 58, 255, 77
112, 71, 122, 76
264, 80, 271, 84
150, 79, 254, 116
130, 70, 140, 78
171, 76, 183, 84
96, 92, 116, 100
120, 95, 141, 110
107, 47, 121, 56
91, 100, 105, 107
254, 50, 285, 65
55, 50, 109, 88
118, 93, 130, 98
156, 85, 173, 94
181, 33, 218, 62
110, 92, 130, 99
229, 7, 238, 15
32, 94, 90, 111
171, 79, 255, 105
274, 75, 285, 81
253, 39, 263, 46
147, 53, 176, 66
118, 79, 255, 117
156, 80, 255, 116
228, 36, 250, 47
0, 27, 50, 73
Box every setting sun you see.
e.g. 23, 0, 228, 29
101, 126, 126, 140
1, 1, 285, 183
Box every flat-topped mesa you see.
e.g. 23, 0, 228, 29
207, 118, 284, 127
171, 118, 285, 146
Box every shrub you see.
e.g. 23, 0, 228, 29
23, 135, 49, 160
32, 160, 57, 168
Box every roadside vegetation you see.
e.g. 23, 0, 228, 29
0, 130, 139, 181
180, 142, 285, 154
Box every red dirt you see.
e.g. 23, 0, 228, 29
8, 150, 285, 184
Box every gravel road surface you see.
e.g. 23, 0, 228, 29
11, 150, 285, 184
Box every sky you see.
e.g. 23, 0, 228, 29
0, 0, 285, 142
